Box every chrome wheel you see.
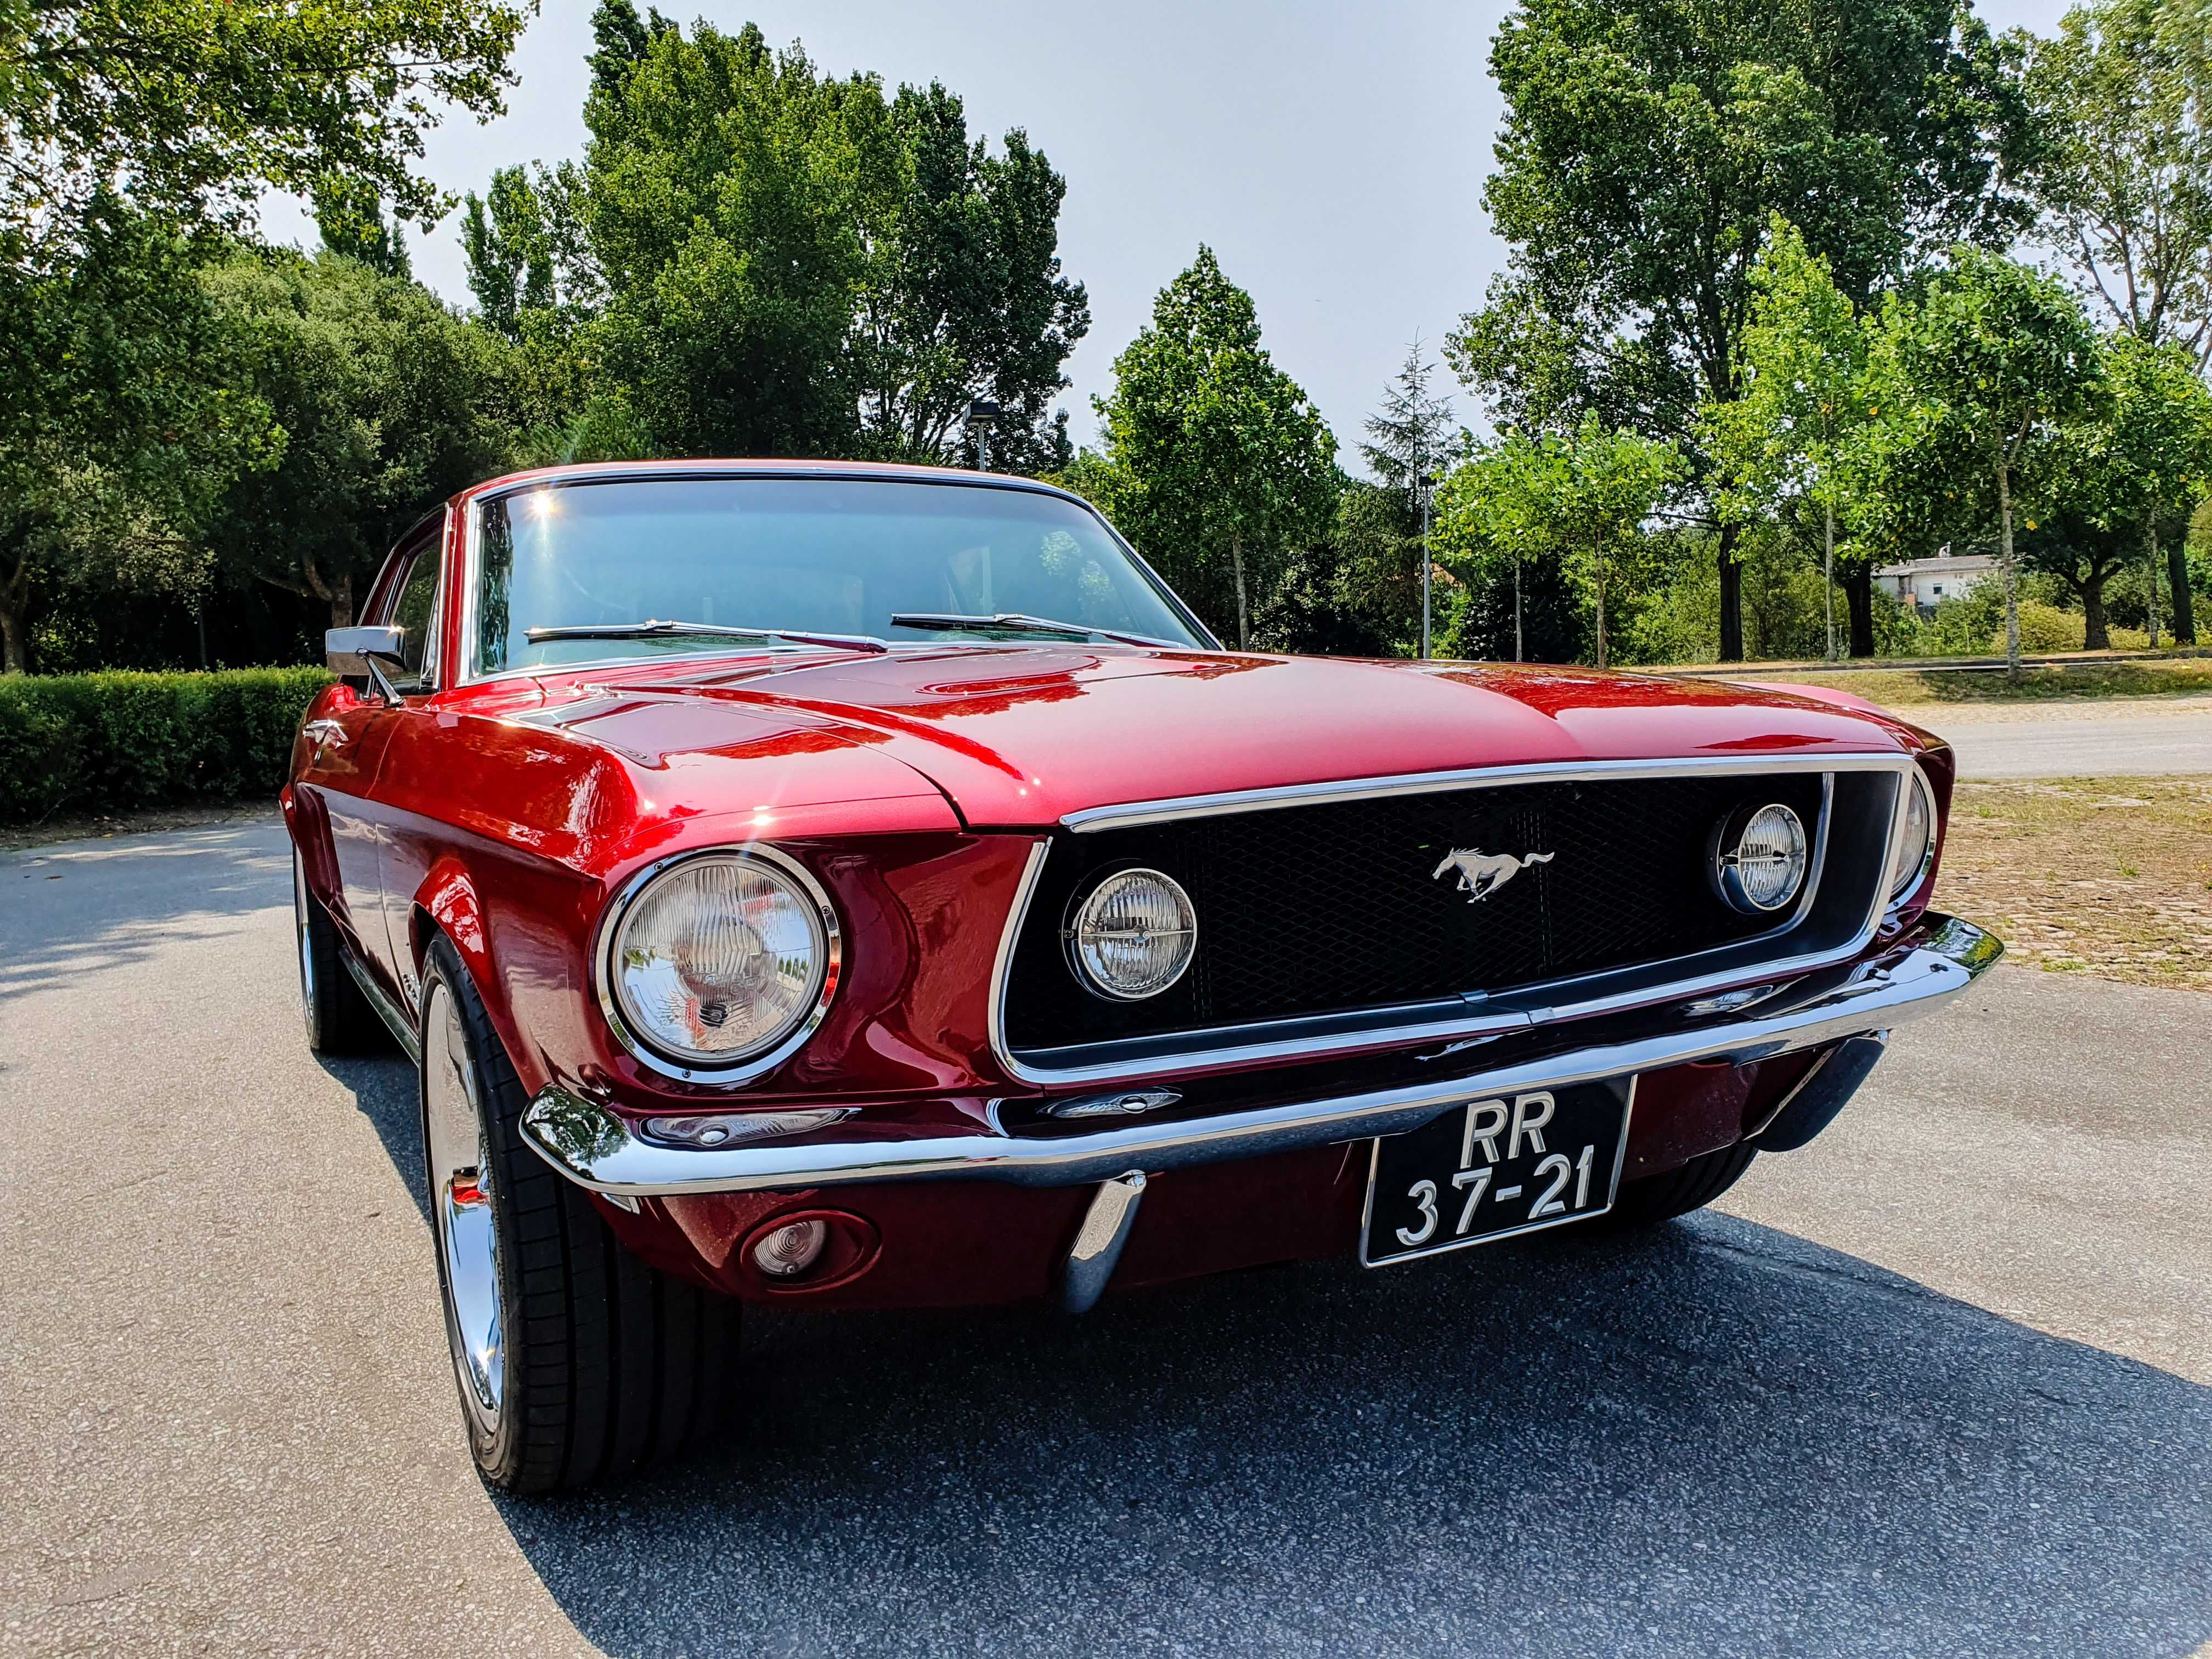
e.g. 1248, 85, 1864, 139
423, 978, 505, 1436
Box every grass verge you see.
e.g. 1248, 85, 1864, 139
1726, 656, 2212, 707
1941, 777, 2212, 991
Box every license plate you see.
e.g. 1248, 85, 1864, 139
1359, 1079, 1636, 1267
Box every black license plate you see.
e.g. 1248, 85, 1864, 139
1361, 1079, 1635, 1267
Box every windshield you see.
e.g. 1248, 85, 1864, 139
470, 475, 1205, 676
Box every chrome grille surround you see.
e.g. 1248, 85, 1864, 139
989, 752, 1920, 1088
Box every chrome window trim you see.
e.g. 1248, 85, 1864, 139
988, 752, 1914, 1088
454, 466, 1218, 689
371, 507, 451, 696
592, 842, 844, 1088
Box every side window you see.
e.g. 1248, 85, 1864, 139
383, 539, 444, 693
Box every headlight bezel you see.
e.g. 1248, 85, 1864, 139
593, 844, 843, 1086
1887, 764, 1939, 905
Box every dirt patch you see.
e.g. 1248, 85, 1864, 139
1941, 777, 2212, 991
0, 798, 280, 854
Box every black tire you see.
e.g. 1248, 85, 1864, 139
1596, 1141, 1760, 1232
417, 933, 741, 1492
294, 847, 388, 1055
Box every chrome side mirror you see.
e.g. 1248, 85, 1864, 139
326, 625, 407, 675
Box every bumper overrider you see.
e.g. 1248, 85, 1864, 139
521, 913, 2001, 1200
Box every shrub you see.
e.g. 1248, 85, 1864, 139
0, 667, 331, 824
1994, 600, 2087, 653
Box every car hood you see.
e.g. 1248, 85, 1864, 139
522, 646, 1921, 830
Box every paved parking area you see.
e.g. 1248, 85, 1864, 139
3, 822, 2208, 1657
1908, 698, 2212, 778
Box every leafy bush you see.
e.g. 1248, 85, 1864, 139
0, 668, 330, 823
1995, 600, 2087, 653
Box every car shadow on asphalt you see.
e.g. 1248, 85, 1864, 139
0, 822, 292, 1003
449, 1210, 2212, 1659
321, 1051, 430, 1225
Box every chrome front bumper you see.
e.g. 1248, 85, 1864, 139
521, 914, 2002, 1200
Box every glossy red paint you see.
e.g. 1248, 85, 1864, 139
287, 461, 1956, 1313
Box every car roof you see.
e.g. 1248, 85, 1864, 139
451, 457, 1081, 509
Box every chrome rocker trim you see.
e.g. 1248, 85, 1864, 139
519, 914, 2000, 1199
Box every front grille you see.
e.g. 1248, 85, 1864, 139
1001, 771, 1832, 1056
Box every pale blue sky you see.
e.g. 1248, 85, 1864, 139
261, 0, 2078, 467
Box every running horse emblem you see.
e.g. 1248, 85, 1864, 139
1431, 847, 1554, 904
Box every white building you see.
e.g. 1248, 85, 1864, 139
1875, 554, 1997, 616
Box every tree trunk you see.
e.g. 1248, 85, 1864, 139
2145, 522, 2162, 650
1594, 555, 1608, 670
1844, 562, 1875, 658
1230, 531, 1248, 651
2083, 573, 2110, 651
0, 557, 30, 675
1717, 521, 1744, 661
0, 591, 26, 675
1822, 499, 1837, 664
329, 573, 355, 632
2170, 533, 2197, 645
1996, 457, 2020, 682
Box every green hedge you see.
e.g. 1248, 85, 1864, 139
0, 667, 333, 824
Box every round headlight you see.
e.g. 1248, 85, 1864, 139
601, 850, 838, 1076
1888, 768, 1937, 901
1713, 803, 1808, 915
1067, 868, 1197, 1000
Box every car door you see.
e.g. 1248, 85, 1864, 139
296, 525, 443, 985
366, 521, 454, 1005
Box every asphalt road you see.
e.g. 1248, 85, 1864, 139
1897, 702, 2211, 780
4, 821, 2210, 1658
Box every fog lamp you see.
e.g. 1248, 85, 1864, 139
751, 1219, 828, 1279
1713, 803, 1808, 915
1066, 868, 1198, 1000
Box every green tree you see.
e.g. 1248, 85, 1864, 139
1448, 0, 2033, 661
199, 246, 520, 629
849, 82, 1089, 472
313, 175, 414, 280
0, 205, 273, 673
555, 5, 1088, 468
1088, 247, 1339, 647
579, 14, 863, 458
1438, 415, 1682, 668
2024, 0, 2212, 356
1358, 341, 1462, 654
0, 0, 529, 237
460, 162, 600, 338
1874, 249, 2105, 675
1702, 217, 1873, 661
2023, 0, 2212, 639
2081, 329, 2212, 644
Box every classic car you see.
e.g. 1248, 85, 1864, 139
285, 460, 1999, 1491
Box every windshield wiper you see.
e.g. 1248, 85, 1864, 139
889, 612, 1184, 650
523, 619, 888, 654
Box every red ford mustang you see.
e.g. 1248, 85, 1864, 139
285, 460, 1999, 1491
